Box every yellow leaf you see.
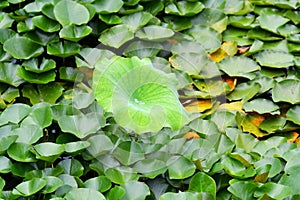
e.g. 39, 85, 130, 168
183, 131, 200, 139
184, 100, 214, 113
218, 101, 244, 113
221, 41, 238, 56
288, 132, 299, 143
239, 113, 266, 138
209, 48, 228, 62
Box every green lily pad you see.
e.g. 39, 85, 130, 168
254, 50, 294, 68
0, 156, 12, 173
121, 181, 150, 200
99, 14, 122, 25
64, 141, 90, 155
286, 105, 300, 125
22, 82, 63, 104
106, 186, 126, 200
121, 11, 153, 31
133, 159, 167, 179
136, 25, 174, 41
12, 178, 46, 197
47, 41, 80, 57
54, 0, 90, 26
0, 103, 31, 125
59, 67, 84, 82
58, 159, 84, 177
227, 82, 261, 102
92, 0, 123, 14
3, 37, 43, 60
243, 98, 280, 114
221, 156, 256, 178
0, 63, 24, 87
32, 15, 60, 32
65, 188, 105, 200
188, 172, 216, 199
257, 14, 289, 33
7, 143, 37, 162
259, 117, 286, 133
11, 125, 43, 144
105, 166, 139, 185
165, 1, 205, 16
22, 58, 56, 73
272, 79, 300, 104
83, 176, 112, 193
228, 181, 258, 200
85, 134, 114, 159
167, 156, 196, 179
99, 24, 134, 48
93, 56, 189, 133
41, 176, 64, 194
248, 27, 282, 41
59, 25, 92, 42
17, 67, 56, 84
123, 41, 162, 58
218, 56, 260, 78
0, 135, 18, 154
24, 29, 59, 46
160, 192, 211, 200
32, 142, 65, 163
254, 182, 291, 199
22, 103, 53, 128
58, 113, 104, 139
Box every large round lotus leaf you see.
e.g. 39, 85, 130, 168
217, 56, 260, 78
165, 1, 205, 16
272, 79, 300, 104
93, 56, 190, 133
3, 37, 43, 59
98, 24, 134, 48
53, 0, 90, 26
254, 50, 294, 68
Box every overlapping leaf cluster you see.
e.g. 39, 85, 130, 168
0, 0, 300, 199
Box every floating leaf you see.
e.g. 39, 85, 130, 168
58, 113, 104, 139
99, 14, 122, 25
17, 67, 56, 84
105, 166, 139, 185
7, 143, 37, 162
65, 188, 105, 200
22, 58, 56, 73
217, 56, 260, 78
254, 182, 291, 199
167, 156, 196, 179
42, 176, 63, 194
58, 159, 84, 177
257, 14, 289, 33
93, 56, 189, 133
32, 15, 60, 32
243, 98, 279, 114
254, 50, 294, 68
22, 103, 53, 128
237, 113, 267, 138
0, 103, 31, 125
0, 156, 12, 173
113, 141, 144, 165
188, 172, 216, 199
54, 0, 90, 26
123, 41, 162, 59
92, 0, 123, 14
99, 24, 134, 48
136, 25, 174, 41
3, 37, 43, 59
85, 135, 114, 158
228, 181, 258, 199
121, 11, 153, 30
65, 141, 90, 156
259, 117, 286, 133
272, 79, 300, 104
32, 142, 65, 163
12, 178, 46, 197
83, 176, 111, 193
47, 41, 80, 57
59, 25, 92, 42
121, 181, 150, 200
11, 125, 43, 144
133, 159, 167, 179
165, 1, 205, 16
286, 106, 300, 125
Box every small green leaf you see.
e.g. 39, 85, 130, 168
243, 98, 279, 114
65, 141, 90, 155
22, 103, 53, 128
22, 58, 56, 73
217, 56, 260, 78
106, 186, 126, 200
3, 37, 43, 59
32, 15, 60, 32
167, 156, 196, 179
0, 103, 31, 125
254, 182, 291, 199
123, 41, 162, 58
58, 159, 84, 177
136, 25, 174, 41
286, 105, 300, 125
65, 188, 105, 200
54, 0, 90, 26
121, 11, 153, 30
12, 178, 46, 197
165, 1, 205, 16
58, 113, 104, 139
85, 134, 114, 158
17, 67, 56, 84
272, 79, 300, 104
41, 176, 63, 194
32, 142, 65, 163
11, 125, 43, 144
228, 181, 258, 200
99, 24, 134, 48
92, 0, 123, 14
0, 156, 12, 173
254, 50, 294, 68
7, 143, 37, 162
105, 166, 139, 185
121, 181, 150, 200
133, 159, 167, 179
257, 14, 289, 33
59, 25, 92, 42
189, 172, 216, 199
47, 41, 80, 57
113, 141, 144, 165
83, 176, 112, 193
221, 156, 256, 178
